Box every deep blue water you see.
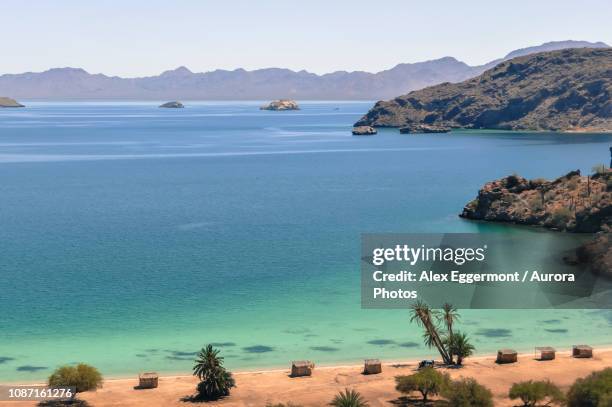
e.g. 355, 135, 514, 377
0, 101, 611, 382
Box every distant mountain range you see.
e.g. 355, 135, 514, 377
0, 40, 608, 100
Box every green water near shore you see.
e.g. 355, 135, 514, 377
1, 101, 611, 382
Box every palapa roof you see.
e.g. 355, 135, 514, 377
139, 372, 158, 379
573, 345, 593, 350
292, 360, 311, 367
535, 346, 556, 352
498, 349, 517, 354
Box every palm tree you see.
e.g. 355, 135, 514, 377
195, 367, 235, 400
192, 344, 236, 400
439, 303, 460, 338
330, 388, 369, 407
446, 331, 475, 365
410, 300, 452, 364
193, 344, 222, 380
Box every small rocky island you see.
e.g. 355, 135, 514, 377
352, 126, 377, 136
0, 97, 25, 108
260, 99, 300, 111
159, 101, 184, 108
460, 167, 611, 277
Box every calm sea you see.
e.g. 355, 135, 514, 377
1, 101, 611, 382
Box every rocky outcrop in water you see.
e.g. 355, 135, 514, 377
356, 48, 612, 132
460, 170, 611, 232
260, 99, 300, 111
461, 168, 611, 277
0, 97, 24, 107
399, 124, 450, 134
352, 126, 377, 136
159, 101, 184, 108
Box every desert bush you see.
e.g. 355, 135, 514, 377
527, 195, 543, 211
544, 190, 557, 201
396, 367, 450, 402
530, 178, 548, 187
506, 174, 521, 188
48, 364, 102, 393
567, 177, 580, 190
443, 377, 493, 407
330, 388, 369, 407
566, 367, 612, 407
509, 380, 564, 406
551, 207, 572, 228
592, 164, 608, 175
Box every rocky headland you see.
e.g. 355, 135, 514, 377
159, 101, 184, 108
260, 99, 300, 111
355, 48, 612, 132
0, 97, 24, 107
460, 168, 611, 277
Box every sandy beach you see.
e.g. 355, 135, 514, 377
3, 348, 611, 406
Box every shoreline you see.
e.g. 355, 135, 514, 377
6, 346, 612, 386
3, 347, 611, 407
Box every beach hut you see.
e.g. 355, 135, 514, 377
572, 345, 593, 358
138, 372, 159, 389
535, 347, 556, 361
291, 360, 314, 377
496, 349, 518, 364
363, 359, 382, 375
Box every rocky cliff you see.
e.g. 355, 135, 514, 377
356, 48, 612, 132
460, 169, 611, 277
460, 170, 611, 232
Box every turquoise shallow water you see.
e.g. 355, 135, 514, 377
0, 101, 611, 382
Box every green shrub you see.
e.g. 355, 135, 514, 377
48, 364, 103, 393
566, 367, 612, 407
396, 367, 450, 402
330, 388, 369, 407
443, 377, 493, 407
509, 380, 564, 406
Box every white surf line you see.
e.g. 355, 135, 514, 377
0, 146, 464, 164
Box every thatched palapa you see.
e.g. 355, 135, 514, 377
496, 349, 518, 364
363, 359, 382, 375
572, 345, 593, 358
535, 346, 556, 361
138, 372, 159, 389
291, 360, 314, 377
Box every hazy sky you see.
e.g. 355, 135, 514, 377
2, 0, 610, 77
